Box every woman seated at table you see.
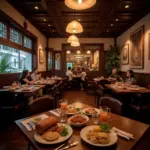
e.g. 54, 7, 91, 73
31, 68, 41, 81
79, 68, 87, 90
19, 70, 32, 84
125, 70, 136, 85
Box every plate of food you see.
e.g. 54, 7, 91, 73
80, 124, 117, 147
34, 116, 73, 144
82, 108, 100, 116
68, 114, 89, 127
21, 87, 31, 91
67, 106, 81, 115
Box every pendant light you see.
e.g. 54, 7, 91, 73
66, 20, 83, 34
67, 34, 79, 43
71, 41, 80, 47
65, 0, 96, 10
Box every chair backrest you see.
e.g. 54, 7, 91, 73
28, 96, 55, 116
99, 97, 122, 115
0, 90, 15, 108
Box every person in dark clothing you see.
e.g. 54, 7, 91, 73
19, 70, 32, 84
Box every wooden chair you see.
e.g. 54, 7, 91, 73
99, 97, 123, 115
28, 96, 55, 116
95, 84, 104, 107
0, 90, 24, 125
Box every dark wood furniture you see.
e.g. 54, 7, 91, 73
15, 102, 149, 150
105, 84, 150, 94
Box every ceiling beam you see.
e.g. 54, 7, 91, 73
62, 12, 100, 16
41, 0, 65, 37
92, 0, 121, 36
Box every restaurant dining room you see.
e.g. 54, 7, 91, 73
1, 0, 150, 150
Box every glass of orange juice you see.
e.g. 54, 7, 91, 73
99, 106, 110, 123
59, 99, 68, 122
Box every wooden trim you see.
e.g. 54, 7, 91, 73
120, 71, 150, 75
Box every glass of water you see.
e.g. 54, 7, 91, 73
92, 113, 99, 124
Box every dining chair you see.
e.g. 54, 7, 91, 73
0, 90, 24, 125
27, 96, 55, 116
99, 97, 123, 115
95, 84, 104, 107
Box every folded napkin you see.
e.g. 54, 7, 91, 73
112, 127, 134, 140
50, 110, 60, 117
21, 114, 49, 131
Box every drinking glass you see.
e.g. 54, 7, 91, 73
59, 99, 68, 123
99, 106, 111, 123
92, 113, 99, 124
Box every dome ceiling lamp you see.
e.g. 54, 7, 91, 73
67, 34, 79, 43
65, 0, 96, 10
66, 20, 83, 34
71, 40, 80, 47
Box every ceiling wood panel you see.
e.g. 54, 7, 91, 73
7, 0, 150, 38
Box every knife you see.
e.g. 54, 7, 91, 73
59, 141, 78, 150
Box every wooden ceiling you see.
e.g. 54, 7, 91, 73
8, 0, 150, 38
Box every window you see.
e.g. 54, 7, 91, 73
0, 22, 7, 39
10, 28, 22, 45
0, 44, 32, 73
66, 50, 99, 71
48, 51, 52, 70
24, 36, 32, 49
55, 53, 61, 70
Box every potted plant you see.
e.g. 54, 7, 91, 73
105, 45, 120, 75
0, 54, 17, 73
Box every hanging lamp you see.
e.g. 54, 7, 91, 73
71, 40, 80, 47
67, 34, 79, 43
66, 20, 83, 34
65, 0, 96, 10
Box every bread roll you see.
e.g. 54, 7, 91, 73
35, 116, 57, 135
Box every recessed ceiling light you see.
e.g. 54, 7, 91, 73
111, 24, 113, 26
34, 6, 39, 10
78, 19, 81, 21
44, 18, 46, 21
48, 24, 51, 27
116, 18, 119, 21
125, 5, 130, 8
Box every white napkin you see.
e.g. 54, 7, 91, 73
21, 114, 49, 131
112, 127, 134, 140
50, 110, 60, 117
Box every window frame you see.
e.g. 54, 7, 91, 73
0, 15, 37, 74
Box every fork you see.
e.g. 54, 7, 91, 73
54, 139, 72, 150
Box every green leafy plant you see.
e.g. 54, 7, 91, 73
106, 45, 120, 75
0, 54, 17, 73
100, 123, 111, 133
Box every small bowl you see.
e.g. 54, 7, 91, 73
68, 114, 89, 127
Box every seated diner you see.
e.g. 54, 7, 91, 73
0, 1, 150, 150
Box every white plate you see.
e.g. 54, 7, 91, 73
80, 125, 117, 147
34, 123, 73, 145
82, 108, 100, 116
68, 114, 89, 127
67, 107, 81, 115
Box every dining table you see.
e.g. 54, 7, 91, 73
105, 84, 150, 94
15, 102, 149, 150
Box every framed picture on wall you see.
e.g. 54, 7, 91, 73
130, 25, 144, 69
39, 48, 44, 64
121, 44, 129, 65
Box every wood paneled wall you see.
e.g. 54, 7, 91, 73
0, 71, 52, 88
120, 71, 150, 87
